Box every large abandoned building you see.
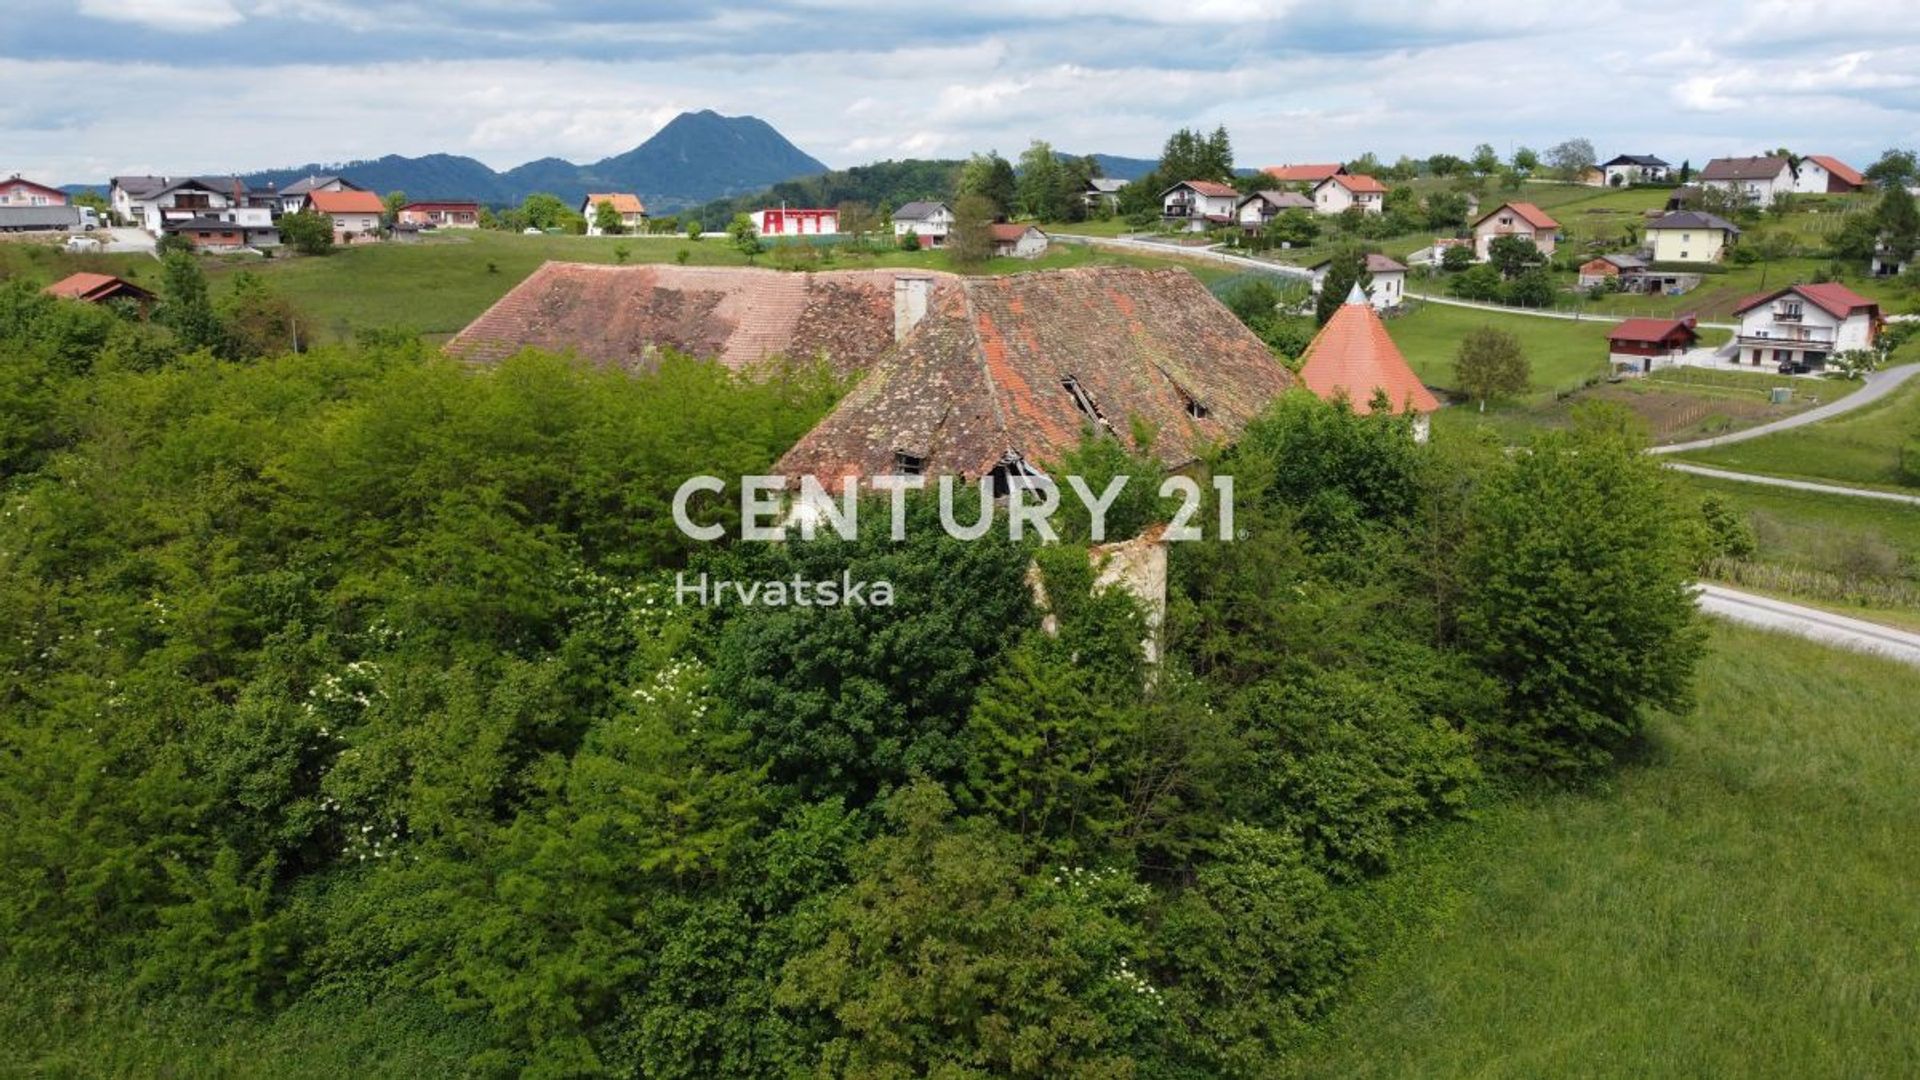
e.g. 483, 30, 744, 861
450, 262, 1301, 483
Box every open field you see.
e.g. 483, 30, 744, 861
1385, 301, 1613, 400
1676, 369, 1920, 490
1289, 622, 1920, 1079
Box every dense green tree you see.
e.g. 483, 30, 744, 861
1159, 126, 1235, 183
1864, 147, 1918, 189
158, 251, 226, 355
1486, 234, 1546, 278
1453, 325, 1530, 410
381, 190, 407, 227
1511, 146, 1539, 174
957, 152, 1018, 216
277, 209, 335, 255
1546, 138, 1597, 179
593, 198, 625, 235
1016, 139, 1068, 222
1425, 190, 1470, 229
1470, 143, 1501, 175
948, 193, 997, 268
1313, 249, 1372, 325
727, 212, 764, 262
1460, 409, 1706, 773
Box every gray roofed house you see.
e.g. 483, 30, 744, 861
1698, 156, 1796, 207
1699, 156, 1790, 181
1084, 176, 1127, 209
891, 201, 954, 247
1601, 154, 1670, 168
892, 200, 949, 221
1600, 154, 1672, 186
281, 174, 361, 196
1647, 210, 1742, 234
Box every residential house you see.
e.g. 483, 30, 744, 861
165, 216, 281, 250
305, 188, 386, 241
1698, 156, 1796, 208
1307, 253, 1408, 311
1471, 202, 1559, 260
1083, 177, 1127, 211
891, 201, 954, 247
1644, 210, 1740, 263
1, 174, 67, 207
1160, 180, 1240, 231
775, 268, 1296, 486
1235, 190, 1313, 233
1605, 316, 1698, 375
1312, 173, 1386, 215
1600, 154, 1671, 186
1296, 284, 1440, 441
1577, 252, 1650, 289
581, 193, 645, 234
989, 223, 1049, 259
1871, 239, 1914, 277
398, 201, 480, 228
1262, 163, 1346, 188
279, 175, 363, 216
1792, 155, 1865, 194
43, 272, 155, 313
1732, 282, 1882, 371
111, 176, 241, 234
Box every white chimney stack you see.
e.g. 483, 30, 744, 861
893, 274, 932, 343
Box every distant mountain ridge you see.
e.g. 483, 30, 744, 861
232, 110, 827, 212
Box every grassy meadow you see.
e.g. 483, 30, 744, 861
1290, 622, 1920, 1079
1677, 371, 1920, 490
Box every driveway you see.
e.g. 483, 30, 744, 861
1697, 584, 1920, 667
1664, 462, 1920, 506
1651, 362, 1920, 455
102, 227, 156, 255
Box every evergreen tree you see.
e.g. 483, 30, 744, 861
158, 251, 226, 356
1314, 249, 1372, 325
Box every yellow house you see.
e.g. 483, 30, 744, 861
1644, 210, 1740, 263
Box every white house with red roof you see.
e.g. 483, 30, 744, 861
1791, 155, 1865, 195
304, 188, 386, 241
1311, 173, 1386, 215
1472, 201, 1559, 261
581, 193, 645, 234
1160, 180, 1240, 231
1732, 283, 1882, 371
2, 174, 67, 207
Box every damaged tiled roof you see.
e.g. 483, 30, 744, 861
448, 263, 930, 376
1296, 289, 1439, 416
776, 267, 1295, 484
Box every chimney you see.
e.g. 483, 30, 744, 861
893, 274, 933, 342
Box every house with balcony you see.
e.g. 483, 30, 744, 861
1235, 189, 1313, 233
2, 174, 67, 207
1311, 173, 1386, 215
1644, 210, 1740, 263
1871, 238, 1914, 277
1600, 154, 1670, 186
1160, 180, 1240, 231
1731, 283, 1881, 371
1083, 178, 1127, 211
110, 175, 246, 234
1471, 202, 1558, 260
892, 201, 954, 247
1698, 156, 1795, 208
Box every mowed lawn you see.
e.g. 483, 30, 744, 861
198, 230, 1238, 343
1385, 302, 1612, 399
1289, 622, 1920, 1079
1677, 370, 1920, 490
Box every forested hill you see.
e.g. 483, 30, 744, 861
237, 110, 827, 211
689, 158, 967, 227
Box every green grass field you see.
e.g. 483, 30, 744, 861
1289, 622, 1920, 1079
1677, 373, 1920, 490
1384, 301, 1612, 401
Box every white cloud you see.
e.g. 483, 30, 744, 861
76, 0, 244, 31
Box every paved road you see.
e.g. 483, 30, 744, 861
1405, 289, 1738, 329
1651, 362, 1920, 455
1696, 584, 1920, 667
1665, 461, 1920, 506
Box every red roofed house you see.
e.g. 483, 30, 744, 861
1606, 316, 1699, 375
1311, 173, 1386, 215
398, 201, 480, 228
580, 193, 645, 234
1472, 202, 1559, 261
304, 188, 386, 242
1263, 163, 1346, 186
2, 174, 67, 207
989, 223, 1049, 259
751, 207, 838, 236
1792, 155, 1866, 195
1161, 180, 1241, 232
1297, 284, 1440, 440
1733, 283, 1882, 371
776, 267, 1295, 486
43, 272, 155, 314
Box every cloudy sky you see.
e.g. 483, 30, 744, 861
3, 0, 1918, 183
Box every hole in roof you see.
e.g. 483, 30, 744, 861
1061, 375, 1111, 431
893, 450, 925, 476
